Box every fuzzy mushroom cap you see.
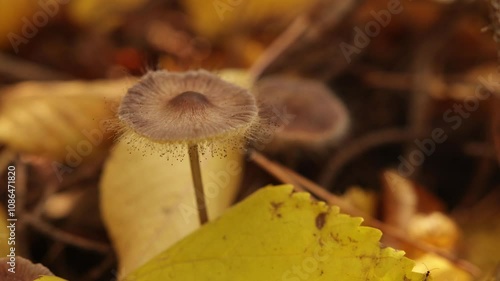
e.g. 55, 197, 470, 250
256, 76, 349, 148
118, 70, 258, 143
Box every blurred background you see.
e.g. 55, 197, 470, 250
0, 0, 499, 280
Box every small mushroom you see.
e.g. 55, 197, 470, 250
254, 75, 350, 153
118, 70, 258, 224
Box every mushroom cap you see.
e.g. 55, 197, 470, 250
119, 70, 258, 143
255, 75, 349, 149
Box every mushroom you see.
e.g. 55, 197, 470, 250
254, 75, 350, 153
117, 70, 258, 224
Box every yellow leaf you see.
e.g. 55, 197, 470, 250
182, 0, 314, 39
124, 185, 424, 281
100, 139, 244, 277
0, 78, 134, 160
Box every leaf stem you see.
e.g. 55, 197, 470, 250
188, 144, 208, 225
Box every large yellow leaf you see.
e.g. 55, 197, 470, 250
124, 185, 424, 281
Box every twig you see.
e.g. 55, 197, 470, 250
250, 151, 482, 277
318, 128, 416, 188
24, 213, 111, 253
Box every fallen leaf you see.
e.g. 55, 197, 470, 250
124, 185, 424, 281
0, 78, 134, 160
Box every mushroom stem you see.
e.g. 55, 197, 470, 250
187, 144, 208, 225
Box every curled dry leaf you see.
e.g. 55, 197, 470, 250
382, 170, 460, 257
124, 185, 424, 281
0, 256, 54, 281
0, 78, 135, 159
341, 186, 377, 217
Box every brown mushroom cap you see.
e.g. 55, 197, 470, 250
118, 70, 258, 144
255, 75, 350, 150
